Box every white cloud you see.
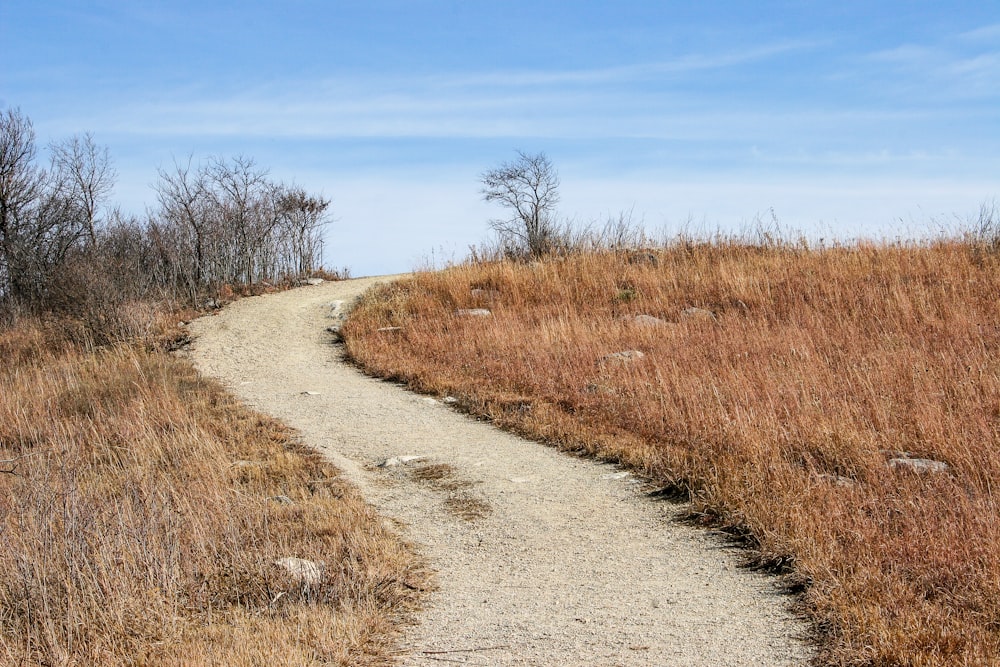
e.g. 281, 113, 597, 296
959, 23, 1000, 42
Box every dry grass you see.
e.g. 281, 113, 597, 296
343, 241, 1000, 666
0, 320, 426, 666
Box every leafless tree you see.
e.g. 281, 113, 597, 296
275, 186, 330, 275
154, 158, 210, 298
153, 155, 330, 297
49, 133, 116, 244
481, 151, 561, 258
0, 108, 95, 308
204, 155, 274, 285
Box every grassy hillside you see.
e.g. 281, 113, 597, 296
343, 240, 1000, 666
0, 318, 425, 665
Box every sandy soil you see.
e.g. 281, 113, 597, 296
187, 276, 812, 666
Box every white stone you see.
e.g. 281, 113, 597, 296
379, 455, 428, 467
888, 457, 950, 474
680, 307, 717, 322
599, 350, 645, 364
273, 557, 324, 586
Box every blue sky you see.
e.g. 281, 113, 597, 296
2, 1, 998, 275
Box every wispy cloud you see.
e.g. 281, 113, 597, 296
959, 22, 1000, 42
861, 27, 1000, 102
430, 40, 818, 88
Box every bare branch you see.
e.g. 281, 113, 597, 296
480, 151, 560, 258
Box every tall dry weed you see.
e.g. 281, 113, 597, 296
0, 323, 424, 665
344, 241, 1000, 666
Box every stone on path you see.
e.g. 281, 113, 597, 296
380, 455, 429, 467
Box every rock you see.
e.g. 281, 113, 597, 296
299, 278, 324, 286
300, 391, 320, 396
601, 471, 632, 481
456, 308, 492, 317
270, 495, 295, 505
443, 396, 459, 405
273, 557, 324, 586
680, 307, 716, 322
817, 473, 857, 488
379, 455, 428, 467
202, 298, 220, 310
622, 314, 670, 328
888, 457, 950, 474
599, 350, 645, 364
327, 300, 346, 321
376, 326, 402, 333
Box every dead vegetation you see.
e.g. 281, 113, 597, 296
344, 240, 1000, 666
0, 319, 426, 665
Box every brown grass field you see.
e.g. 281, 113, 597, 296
343, 240, 1000, 666
0, 318, 426, 665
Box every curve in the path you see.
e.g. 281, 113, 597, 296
187, 277, 812, 666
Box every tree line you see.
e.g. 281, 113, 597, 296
0, 107, 330, 329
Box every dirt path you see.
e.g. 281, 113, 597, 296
187, 277, 811, 666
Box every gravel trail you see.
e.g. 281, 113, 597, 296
187, 276, 812, 666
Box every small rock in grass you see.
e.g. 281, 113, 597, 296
680, 307, 717, 322
376, 326, 402, 333
622, 314, 671, 328
599, 350, 645, 364
443, 396, 459, 405
270, 495, 295, 505
888, 457, 950, 474
456, 308, 492, 317
817, 473, 857, 488
273, 557, 324, 586
379, 455, 428, 467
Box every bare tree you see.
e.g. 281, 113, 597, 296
153, 154, 332, 297
0, 108, 96, 308
480, 151, 560, 258
274, 186, 330, 275
49, 133, 116, 244
154, 157, 210, 297
204, 155, 273, 285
